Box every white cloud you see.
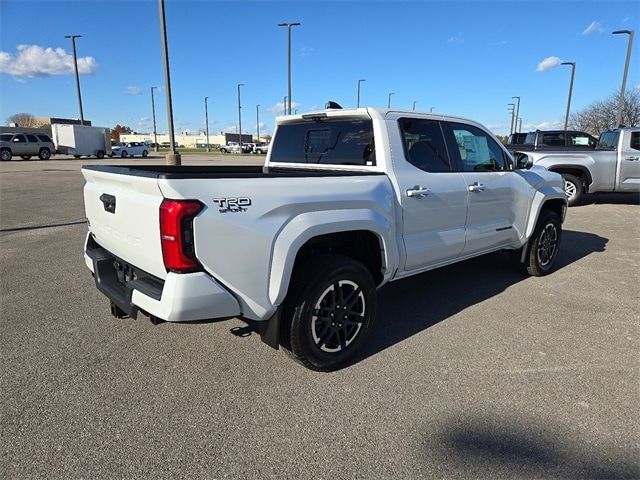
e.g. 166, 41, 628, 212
447, 33, 464, 44
0, 44, 98, 77
268, 101, 302, 115
125, 86, 141, 95
582, 21, 603, 35
536, 56, 562, 72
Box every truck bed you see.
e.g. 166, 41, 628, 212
82, 165, 385, 179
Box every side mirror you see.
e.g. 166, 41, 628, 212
515, 152, 533, 169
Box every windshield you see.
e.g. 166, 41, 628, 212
596, 131, 618, 150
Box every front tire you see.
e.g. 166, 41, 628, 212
0, 149, 11, 161
523, 211, 562, 276
281, 255, 377, 371
562, 173, 583, 207
142, 150, 148, 157
121, 150, 128, 158
96, 150, 105, 159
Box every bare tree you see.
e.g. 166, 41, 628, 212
570, 89, 640, 136
6, 113, 44, 128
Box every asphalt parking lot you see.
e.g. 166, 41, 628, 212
1, 155, 639, 479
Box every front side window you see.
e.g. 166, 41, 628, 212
447, 123, 508, 172
13, 134, 27, 143
630, 132, 640, 151
398, 118, 451, 172
270, 119, 376, 166
540, 132, 566, 147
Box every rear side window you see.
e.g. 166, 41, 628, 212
540, 132, 566, 147
270, 119, 376, 166
399, 118, 451, 172
27, 134, 38, 142
37, 134, 52, 143
1, 134, 13, 141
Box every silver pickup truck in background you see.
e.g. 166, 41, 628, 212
516, 127, 640, 206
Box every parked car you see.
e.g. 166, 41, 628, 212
220, 143, 241, 154
110, 142, 149, 158
82, 106, 566, 371
0, 132, 55, 161
253, 143, 270, 154
516, 127, 640, 206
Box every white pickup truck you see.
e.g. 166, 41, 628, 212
515, 127, 640, 206
82, 107, 567, 371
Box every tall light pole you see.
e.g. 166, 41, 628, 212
518, 117, 523, 133
612, 29, 635, 127
237, 83, 244, 153
256, 104, 260, 143
560, 62, 575, 130
412, 100, 418, 111
508, 103, 515, 135
283, 96, 287, 114
277, 22, 301, 115
157, 0, 180, 165
151, 86, 159, 152
357, 79, 365, 108
64, 34, 84, 125
387, 92, 395, 108
512, 96, 520, 132
204, 96, 210, 152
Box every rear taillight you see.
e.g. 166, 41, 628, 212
159, 199, 204, 272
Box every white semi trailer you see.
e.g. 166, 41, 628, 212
52, 124, 111, 159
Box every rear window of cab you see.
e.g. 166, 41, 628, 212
270, 119, 376, 166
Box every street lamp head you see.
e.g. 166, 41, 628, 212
238, 83, 244, 87
612, 30, 632, 35
278, 22, 301, 27
512, 96, 520, 100
560, 61, 575, 66
64, 34, 82, 39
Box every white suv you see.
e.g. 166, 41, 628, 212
111, 142, 149, 158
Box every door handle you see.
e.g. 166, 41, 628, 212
625, 156, 639, 161
468, 182, 485, 192
406, 186, 430, 198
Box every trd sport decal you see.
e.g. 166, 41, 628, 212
212, 197, 252, 213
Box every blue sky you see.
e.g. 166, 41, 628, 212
1, 0, 638, 136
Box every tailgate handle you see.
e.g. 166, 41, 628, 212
99, 193, 116, 214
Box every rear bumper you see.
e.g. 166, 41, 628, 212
84, 234, 241, 322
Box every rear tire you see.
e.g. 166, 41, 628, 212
96, 150, 105, 159
121, 150, 128, 158
142, 150, 148, 157
281, 254, 377, 371
562, 173, 583, 207
38, 148, 51, 160
523, 211, 562, 276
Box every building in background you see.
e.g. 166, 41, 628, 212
120, 132, 255, 148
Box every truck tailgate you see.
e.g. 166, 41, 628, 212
83, 168, 167, 279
